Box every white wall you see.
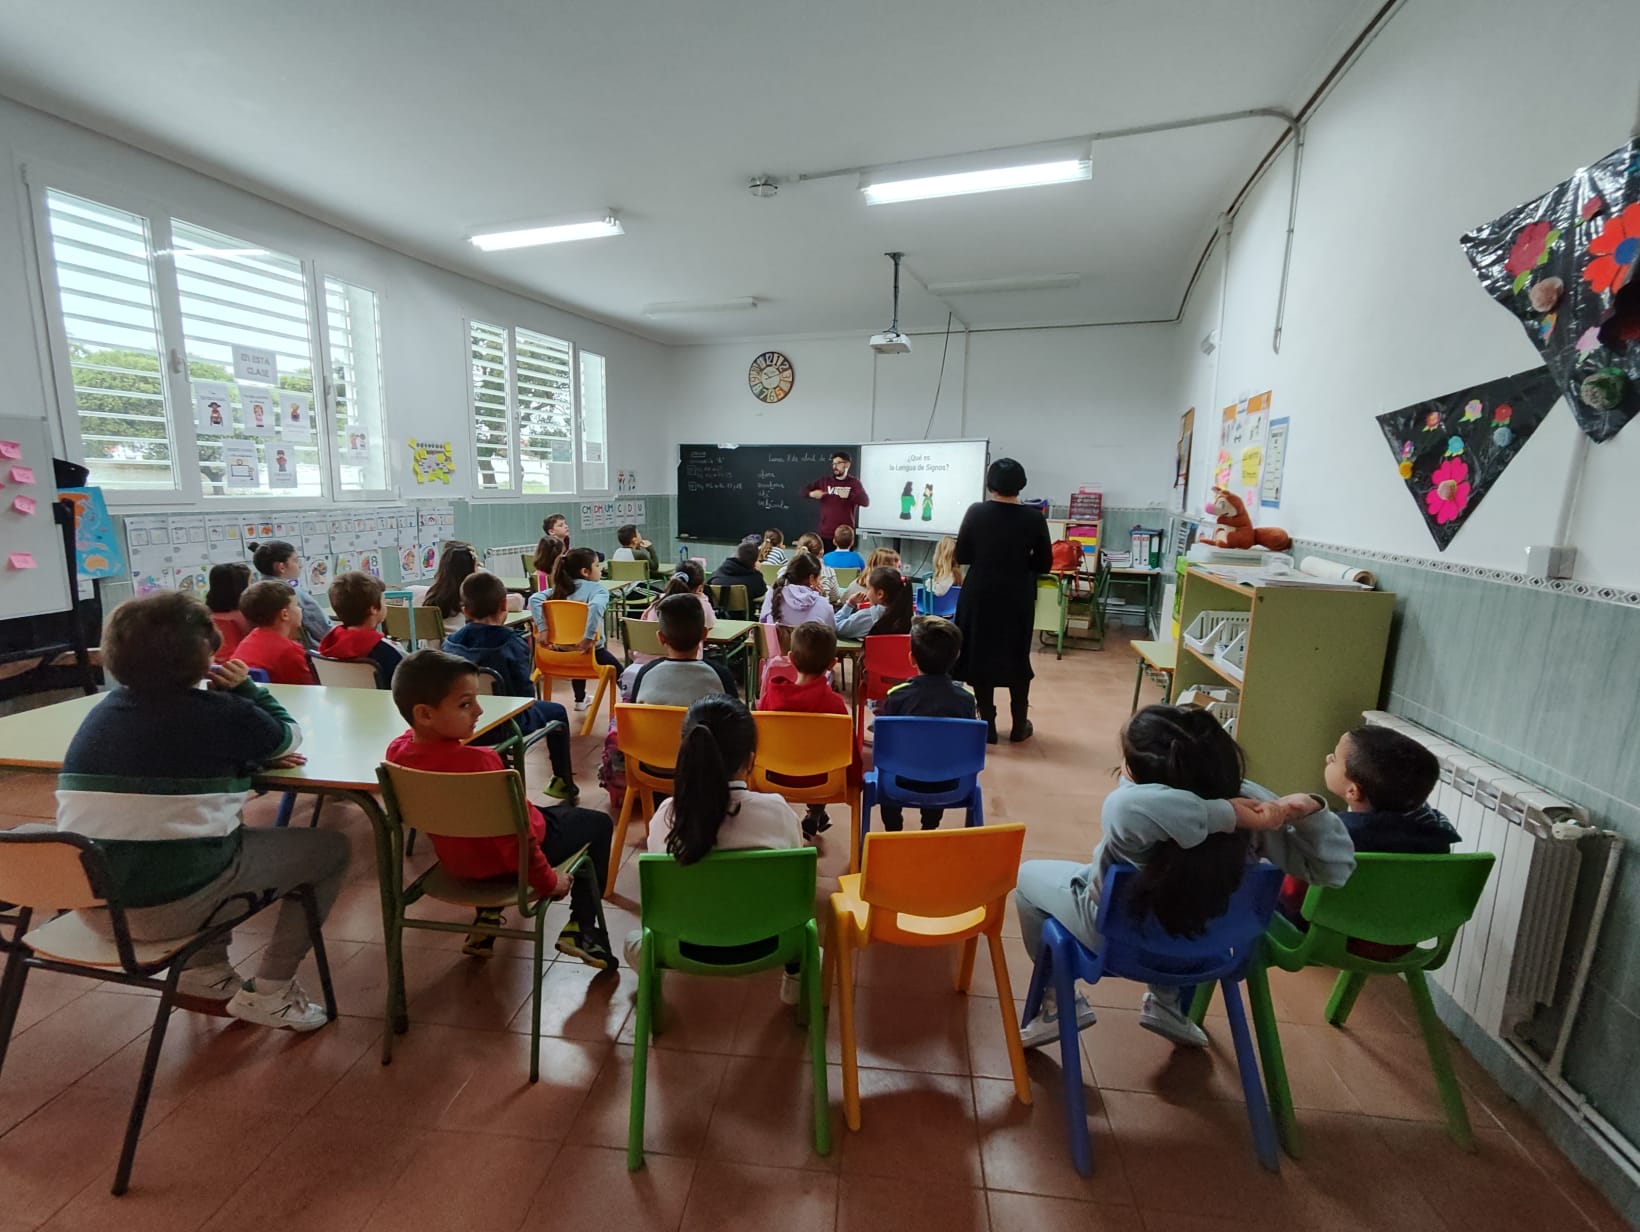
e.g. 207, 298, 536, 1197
0, 96, 675, 504
1170, 0, 1640, 587
663, 324, 1179, 511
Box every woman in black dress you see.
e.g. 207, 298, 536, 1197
954, 458, 1053, 743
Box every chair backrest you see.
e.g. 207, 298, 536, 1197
750, 711, 854, 780
245, 667, 271, 683
871, 717, 987, 785
622, 618, 666, 659
1094, 861, 1284, 984
614, 703, 690, 773
759, 621, 782, 658
861, 634, 915, 700
608, 559, 649, 583
930, 585, 960, 619
710, 584, 749, 618
1299, 852, 1496, 954
0, 830, 107, 911
637, 848, 817, 968
376, 762, 529, 840
858, 825, 1026, 932
381, 603, 445, 647
757, 562, 782, 586
471, 667, 504, 695
519, 553, 535, 580
832, 567, 860, 592
540, 599, 592, 647
308, 653, 381, 689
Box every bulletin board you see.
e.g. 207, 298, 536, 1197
0, 416, 74, 621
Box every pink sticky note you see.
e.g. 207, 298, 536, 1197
8, 552, 35, 570
11, 495, 36, 515
0, 441, 18, 459
9, 466, 33, 484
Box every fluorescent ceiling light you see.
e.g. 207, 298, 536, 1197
643, 297, 759, 317
861, 158, 1090, 205
926, 274, 1082, 296
469, 213, 623, 251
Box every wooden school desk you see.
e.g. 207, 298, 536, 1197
1129, 639, 1177, 712
0, 684, 532, 1048
704, 618, 760, 700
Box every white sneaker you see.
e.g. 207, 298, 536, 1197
173, 958, 242, 1003
1139, 991, 1210, 1048
1020, 991, 1097, 1050
227, 978, 330, 1032
574, 698, 591, 713
779, 970, 802, 1005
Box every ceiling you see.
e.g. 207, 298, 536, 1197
0, 0, 1384, 344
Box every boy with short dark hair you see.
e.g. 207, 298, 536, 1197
236, 580, 317, 685
877, 616, 977, 831
443, 571, 579, 800
756, 620, 849, 840
630, 593, 738, 706
386, 649, 616, 967
58, 590, 346, 1029
611, 524, 660, 574
318, 570, 405, 689
709, 536, 768, 605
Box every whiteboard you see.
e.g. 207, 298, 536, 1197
856, 438, 990, 540
0, 415, 73, 621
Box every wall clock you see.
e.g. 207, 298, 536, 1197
748, 350, 795, 404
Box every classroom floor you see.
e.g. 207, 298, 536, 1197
0, 632, 1626, 1232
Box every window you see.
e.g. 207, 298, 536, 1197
40, 190, 176, 491
467, 320, 610, 497
33, 183, 391, 503
324, 277, 388, 493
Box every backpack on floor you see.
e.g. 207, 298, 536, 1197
598, 723, 626, 815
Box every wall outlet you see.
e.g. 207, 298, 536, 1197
1524, 543, 1577, 579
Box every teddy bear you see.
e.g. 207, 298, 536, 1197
1206, 486, 1292, 551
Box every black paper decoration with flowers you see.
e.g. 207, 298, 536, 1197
1375, 367, 1562, 550
1460, 141, 1640, 443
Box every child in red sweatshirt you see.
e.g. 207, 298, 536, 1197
384, 649, 616, 967
755, 620, 850, 840
318, 571, 405, 690
234, 581, 316, 685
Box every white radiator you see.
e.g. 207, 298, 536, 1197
1362, 712, 1592, 1040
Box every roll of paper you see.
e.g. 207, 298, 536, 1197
1299, 555, 1376, 588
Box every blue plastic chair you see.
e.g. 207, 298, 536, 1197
860, 717, 986, 849
1022, 861, 1284, 1177
930, 585, 960, 618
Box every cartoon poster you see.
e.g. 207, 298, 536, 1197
408, 439, 455, 484
360, 549, 383, 578
1261, 418, 1290, 508
344, 429, 370, 464
1375, 367, 1562, 550
57, 486, 124, 577
194, 380, 233, 437
1237, 391, 1271, 514
1461, 140, 1640, 443
280, 392, 313, 442
305, 556, 331, 592
334, 553, 356, 577
240, 385, 275, 436
221, 439, 259, 490
1213, 403, 1237, 492
265, 443, 298, 489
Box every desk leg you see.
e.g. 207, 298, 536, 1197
1131, 658, 1145, 715
332, 788, 409, 1048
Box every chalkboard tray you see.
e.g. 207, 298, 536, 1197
677, 443, 857, 543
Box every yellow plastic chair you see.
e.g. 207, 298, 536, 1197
829, 825, 1031, 1130
621, 617, 665, 663
610, 703, 690, 894
748, 711, 859, 846
376, 762, 604, 1078
533, 599, 617, 735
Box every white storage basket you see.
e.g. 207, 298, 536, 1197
1182, 609, 1251, 655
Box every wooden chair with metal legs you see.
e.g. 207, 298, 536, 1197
0, 830, 336, 1195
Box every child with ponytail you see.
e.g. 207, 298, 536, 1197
533, 547, 622, 711
836, 565, 913, 639
755, 528, 788, 567
1014, 704, 1355, 1050
760, 551, 836, 630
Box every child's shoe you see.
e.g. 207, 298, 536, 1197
544, 775, 578, 801
1019, 989, 1097, 1050
463, 907, 504, 957
573, 697, 591, 713
226, 977, 329, 1032
1139, 991, 1209, 1048
557, 919, 618, 970
175, 960, 243, 1014
780, 970, 802, 1005
801, 806, 831, 841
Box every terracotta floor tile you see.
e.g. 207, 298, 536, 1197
2, 989, 166, 1093
8, 968, 87, 1035
311, 1020, 514, 1126
614, 970, 753, 1054
359, 1129, 558, 1232
838, 1068, 981, 1186
986, 1191, 1145, 1231
838, 1174, 992, 1232
834, 982, 971, 1075
1100, 1090, 1285, 1215
975, 1072, 1134, 1205
572, 1043, 728, 1158
507, 958, 636, 1041
703, 1055, 841, 1172
518, 1143, 694, 1232
1310, 1021, 1499, 1128
677, 1159, 838, 1232
437, 1033, 607, 1140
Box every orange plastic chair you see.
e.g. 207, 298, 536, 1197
749, 712, 860, 856
855, 634, 916, 745
828, 825, 1031, 1131
610, 704, 690, 896
533, 600, 618, 735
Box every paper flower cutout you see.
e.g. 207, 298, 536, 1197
1494, 426, 1513, 448
1398, 460, 1413, 479
1422, 411, 1442, 431
1582, 203, 1640, 296
1445, 435, 1465, 457
1576, 326, 1603, 354
1425, 457, 1472, 525
1399, 440, 1414, 460
1535, 312, 1557, 341
1493, 404, 1513, 424
1460, 400, 1483, 422
1582, 196, 1606, 223
1507, 220, 1560, 290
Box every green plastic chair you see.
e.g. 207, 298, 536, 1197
709, 583, 750, 620
1189, 852, 1496, 1157
628, 848, 828, 1171
621, 617, 664, 664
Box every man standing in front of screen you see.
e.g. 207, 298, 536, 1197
807, 451, 870, 550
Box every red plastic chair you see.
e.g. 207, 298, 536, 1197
855, 634, 916, 745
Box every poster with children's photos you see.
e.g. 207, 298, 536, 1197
240, 386, 276, 436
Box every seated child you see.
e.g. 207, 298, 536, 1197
530, 534, 564, 594
205, 562, 252, 661
533, 547, 623, 712
1280, 727, 1458, 938
836, 565, 914, 640
318, 570, 405, 689
839, 547, 899, 608
756, 528, 789, 567
783, 533, 843, 606
709, 537, 769, 607
57, 590, 344, 1029
250, 539, 332, 648
760, 552, 836, 631
386, 650, 616, 967
235, 580, 317, 685
630, 562, 716, 665
756, 620, 848, 840
631, 593, 739, 706
443, 571, 580, 800
876, 616, 976, 832
822, 524, 866, 571
611, 524, 661, 573
628, 695, 807, 1003
1014, 705, 1354, 1050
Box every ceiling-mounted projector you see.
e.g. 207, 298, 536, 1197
870, 251, 912, 355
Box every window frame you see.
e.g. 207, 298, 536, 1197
22, 159, 394, 510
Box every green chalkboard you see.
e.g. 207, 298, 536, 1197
676, 443, 857, 542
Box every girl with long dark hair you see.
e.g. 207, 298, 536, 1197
760, 552, 835, 630
835, 566, 913, 639
540, 547, 622, 710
